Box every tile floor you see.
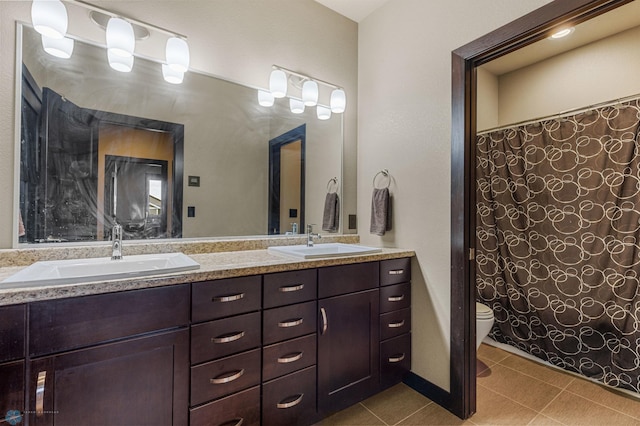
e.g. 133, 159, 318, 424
316, 343, 640, 425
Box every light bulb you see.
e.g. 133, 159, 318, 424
166, 37, 190, 73
330, 89, 346, 113
31, 0, 68, 39
258, 90, 275, 107
106, 17, 135, 58
162, 64, 184, 84
269, 69, 287, 98
290, 98, 305, 114
41, 35, 74, 59
302, 80, 319, 106
317, 105, 331, 120
108, 49, 134, 72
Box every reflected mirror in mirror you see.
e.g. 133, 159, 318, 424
18, 24, 343, 244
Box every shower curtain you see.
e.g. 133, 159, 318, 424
476, 99, 640, 393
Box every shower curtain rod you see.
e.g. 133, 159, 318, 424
478, 92, 640, 135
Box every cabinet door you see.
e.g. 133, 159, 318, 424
317, 289, 379, 415
0, 360, 24, 424
28, 329, 189, 426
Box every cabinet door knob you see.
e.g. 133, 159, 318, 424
388, 269, 405, 275
212, 293, 245, 303
211, 331, 245, 344
388, 320, 405, 328
210, 369, 245, 384
388, 294, 405, 302
36, 371, 47, 417
278, 318, 303, 328
388, 353, 406, 363
279, 283, 304, 292
277, 351, 303, 364
277, 393, 304, 409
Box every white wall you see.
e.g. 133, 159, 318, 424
358, 0, 552, 391
0, 0, 357, 247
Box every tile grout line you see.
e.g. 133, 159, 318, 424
526, 386, 571, 426
390, 403, 433, 426
561, 386, 640, 422
358, 401, 392, 426
477, 382, 552, 418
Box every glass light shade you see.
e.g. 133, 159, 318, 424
269, 70, 287, 98
302, 80, 319, 106
290, 98, 305, 114
166, 37, 190, 73
330, 89, 346, 113
108, 49, 133, 72
106, 17, 135, 58
31, 0, 68, 39
258, 90, 275, 107
317, 105, 331, 120
162, 64, 184, 84
41, 35, 74, 59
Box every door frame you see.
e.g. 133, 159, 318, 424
450, 0, 631, 418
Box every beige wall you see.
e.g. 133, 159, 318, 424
0, 0, 357, 247
494, 25, 640, 127
357, 0, 552, 391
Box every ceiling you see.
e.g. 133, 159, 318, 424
313, 0, 391, 22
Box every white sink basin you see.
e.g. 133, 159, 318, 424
2, 253, 200, 288
268, 243, 382, 259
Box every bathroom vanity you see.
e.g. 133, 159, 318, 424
0, 248, 412, 425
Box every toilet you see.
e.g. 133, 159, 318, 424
476, 302, 495, 349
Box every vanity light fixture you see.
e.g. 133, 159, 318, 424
270, 70, 288, 98
162, 64, 184, 84
302, 80, 319, 106
258, 90, 275, 107
106, 17, 135, 58
330, 89, 346, 113
290, 98, 305, 114
317, 105, 331, 120
31, 0, 68, 39
166, 37, 190, 73
41, 35, 74, 59
550, 27, 575, 39
108, 49, 134, 73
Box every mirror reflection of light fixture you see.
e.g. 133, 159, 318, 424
330, 89, 346, 113
41, 35, 74, 59
162, 64, 184, 84
166, 37, 190, 72
290, 98, 305, 114
270, 70, 288, 98
302, 80, 319, 106
108, 49, 134, 73
258, 90, 275, 107
106, 17, 135, 58
31, 0, 68, 39
317, 105, 331, 120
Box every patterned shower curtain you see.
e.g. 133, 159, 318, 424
476, 100, 640, 393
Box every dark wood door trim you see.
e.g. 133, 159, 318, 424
449, 0, 631, 419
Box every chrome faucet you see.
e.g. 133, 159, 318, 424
112, 223, 123, 260
306, 224, 321, 247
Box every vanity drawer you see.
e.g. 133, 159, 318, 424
191, 312, 261, 365
263, 334, 317, 381
190, 348, 261, 406
263, 269, 317, 309
318, 262, 379, 298
263, 301, 317, 345
189, 385, 260, 426
262, 366, 317, 426
192, 276, 261, 323
380, 282, 411, 314
380, 333, 411, 389
380, 258, 411, 286
380, 308, 411, 341
29, 285, 189, 357
0, 304, 25, 362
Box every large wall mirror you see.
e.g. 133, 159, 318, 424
18, 23, 343, 244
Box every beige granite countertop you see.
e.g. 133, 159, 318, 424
0, 248, 414, 306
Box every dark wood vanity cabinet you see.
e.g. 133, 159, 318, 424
0, 304, 26, 425
26, 285, 190, 426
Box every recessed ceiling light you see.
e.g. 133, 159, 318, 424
550, 27, 575, 39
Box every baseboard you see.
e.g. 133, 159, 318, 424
403, 372, 452, 413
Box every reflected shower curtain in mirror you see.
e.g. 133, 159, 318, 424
476, 99, 640, 393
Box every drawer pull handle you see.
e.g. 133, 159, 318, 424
278, 351, 303, 364
279, 283, 304, 292
388, 294, 405, 302
320, 307, 328, 335
212, 293, 245, 303
277, 393, 304, 409
36, 371, 46, 417
388, 320, 405, 328
278, 318, 303, 328
389, 269, 405, 275
212, 331, 245, 344
220, 418, 244, 426
389, 353, 406, 363
210, 369, 245, 385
